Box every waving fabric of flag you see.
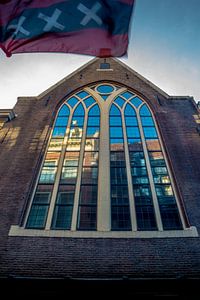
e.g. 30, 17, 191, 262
0, 0, 135, 57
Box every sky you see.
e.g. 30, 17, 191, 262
0, 0, 200, 109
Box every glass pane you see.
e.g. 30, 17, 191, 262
56, 187, 75, 205
85, 138, 99, 151
155, 185, 173, 196
55, 116, 68, 127
131, 167, 147, 176
152, 166, 168, 175
146, 140, 161, 151
110, 127, 123, 138
67, 97, 78, 108
125, 117, 138, 126
111, 206, 131, 230
73, 103, 84, 116
111, 185, 129, 205
124, 104, 136, 116
82, 167, 98, 184
132, 177, 149, 184
128, 139, 143, 151
121, 91, 134, 100
136, 206, 157, 230
58, 104, 69, 116
52, 206, 73, 229
159, 205, 182, 230
32, 192, 50, 204
126, 127, 140, 138
149, 152, 165, 166
69, 127, 83, 138
64, 152, 80, 166
110, 105, 121, 116
134, 186, 151, 197
26, 205, 49, 229
79, 185, 97, 205
130, 97, 143, 108
141, 116, 154, 126
76, 91, 89, 99
110, 152, 126, 167
129, 152, 146, 166
39, 166, 57, 183
83, 152, 98, 167
77, 206, 97, 230
71, 116, 84, 127
89, 104, 100, 116
66, 138, 82, 151
110, 167, 127, 184
143, 127, 158, 139
48, 138, 63, 151
87, 116, 100, 126
86, 127, 100, 138
52, 127, 66, 138
84, 96, 95, 108
97, 84, 114, 94
110, 138, 124, 151
154, 175, 170, 184
110, 116, 122, 126
44, 152, 60, 166
114, 96, 125, 107
61, 167, 78, 184
140, 104, 151, 116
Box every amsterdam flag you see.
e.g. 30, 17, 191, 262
0, 0, 135, 57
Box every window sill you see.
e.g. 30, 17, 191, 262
9, 225, 198, 238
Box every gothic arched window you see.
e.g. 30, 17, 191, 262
25, 83, 187, 234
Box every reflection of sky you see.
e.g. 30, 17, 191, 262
0, 0, 199, 109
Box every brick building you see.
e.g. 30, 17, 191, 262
0, 58, 200, 297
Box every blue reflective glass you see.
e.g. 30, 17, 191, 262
76, 91, 89, 99
86, 127, 100, 137
55, 116, 68, 127
110, 127, 123, 138
101, 95, 109, 101
71, 116, 84, 127
125, 117, 138, 126
110, 139, 124, 151
121, 91, 134, 100
124, 104, 136, 116
73, 103, 85, 116
84, 96, 95, 108
52, 127, 66, 138
87, 116, 100, 126
58, 104, 69, 116
141, 117, 154, 126
140, 104, 151, 116
110, 116, 122, 126
97, 84, 114, 94
143, 127, 157, 138
131, 97, 143, 108
89, 104, 100, 116
114, 97, 125, 107
126, 127, 140, 138
110, 105, 121, 116
67, 97, 78, 108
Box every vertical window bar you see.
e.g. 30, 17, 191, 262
137, 105, 163, 231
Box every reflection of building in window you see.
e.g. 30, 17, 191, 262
26, 84, 186, 233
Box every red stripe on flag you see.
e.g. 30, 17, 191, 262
1, 28, 129, 57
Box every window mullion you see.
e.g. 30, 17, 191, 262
136, 111, 163, 231
71, 111, 88, 230
121, 109, 137, 231
45, 112, 72, 230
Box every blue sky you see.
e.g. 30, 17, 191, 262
0, 0, 200, 108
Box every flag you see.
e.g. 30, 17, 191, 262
0, 0, 135, 57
